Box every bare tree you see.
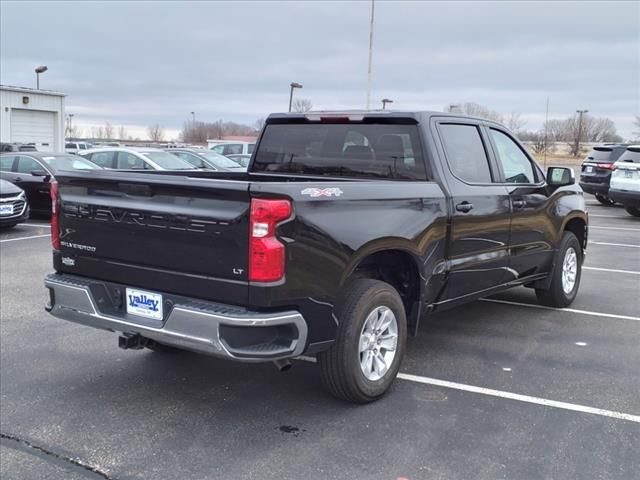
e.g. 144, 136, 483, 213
103, 122, 114, 140
254, 117, 266, 132
148, 124, 165, 142
457, 102, 503, 123
505, 112, 526, 133
118, 125, 128, 140
292, 98, 312, 113
91, 126, 105, 139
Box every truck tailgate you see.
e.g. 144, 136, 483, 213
53, 171, 250, 305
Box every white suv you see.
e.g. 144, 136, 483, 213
609, 145, 640, 217
79, 147, 194, 170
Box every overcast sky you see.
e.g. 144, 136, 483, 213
1, 0, 638, 140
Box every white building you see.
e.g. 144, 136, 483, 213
0, 85, 66, 152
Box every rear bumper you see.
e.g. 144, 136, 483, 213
44, 273, 308, 362
579, 181, 609, 196
608, 189, 640, 208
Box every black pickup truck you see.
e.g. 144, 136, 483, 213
45, 111, 588, 403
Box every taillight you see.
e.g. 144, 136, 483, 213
50, 181, 60, 250
249, 198, 292, 282
599, 163, 615, 170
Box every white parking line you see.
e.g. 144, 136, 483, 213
480, 298, 640, 322
19, 223, 50, 228
590, 241, 640, 248
588, 214, 630, 218
590, 226, 640, 232
0, 234, 51, 243
396, 373, 640, 423
584, 266, 640, 275
296, 357, 640, 423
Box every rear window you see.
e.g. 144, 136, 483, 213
586, 146, 626, 163
617, 148, 640, 164
253, 123, 426, 180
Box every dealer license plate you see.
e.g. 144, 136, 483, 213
0, 204, 14, 216
125, 288, 163, 321
585, 166, 593, 173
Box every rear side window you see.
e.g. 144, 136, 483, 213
490, 129, 537, 183
88, 151, 115, 168
438, 124, 492, 183
253, 123, 426, 180
247, 143, 255, 154
117, 152, 147, 169
0, 156, 15, 171
65, 143, 76, 149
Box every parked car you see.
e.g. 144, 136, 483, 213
0, 152, 100, 215
65, 142, 93, 155
79, 147, 194, 170
209, 140, 255, 156
165, 148, 246, 171
1, 143, 37, 152
44, 111, 587, 403
608, 145, 640, 217
225, 153, 251, 168
0, 179, 29, 229
579, 144, 629, 205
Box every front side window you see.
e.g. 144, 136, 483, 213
490, 129, 536, 183
438, 124, 492, 183
247, 143, 255, 154
16, 156, 44, 174
141, 151, 193, 169
88, 151, 115, 168
117, 152, 146, 169
253, 123, 426, 180
65, 143, 77, 149
223, 144, 243, 155
174, 152, 207, 169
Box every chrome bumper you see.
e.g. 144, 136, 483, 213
44, 274, 308, 362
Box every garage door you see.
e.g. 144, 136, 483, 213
11, 109, 56, 152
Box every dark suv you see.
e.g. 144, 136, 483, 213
579, 144, 629, 205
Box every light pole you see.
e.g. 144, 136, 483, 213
288, 82, 303, 112
575, 109, 588, 157
381, 98, 393, 110
366, 0, 375, 110
35, 65, 48, 89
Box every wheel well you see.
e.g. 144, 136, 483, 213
564, 218, 587, 252
350, 250, 421, 330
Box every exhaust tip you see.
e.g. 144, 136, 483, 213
273, 359, 292, 372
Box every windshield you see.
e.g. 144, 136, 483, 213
199, 151, 245, 169
41, 155, 100, 170
141, 151, 194, 169
253, 123, 426, 180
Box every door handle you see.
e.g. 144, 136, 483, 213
513, 199, 527, 209
455, 201, 474, 213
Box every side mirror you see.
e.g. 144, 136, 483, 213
31, 170, 51, 182
546, 167, 575, 187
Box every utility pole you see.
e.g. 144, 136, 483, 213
190, 111, 196, 142
366, 0, 375, 110
288, 82, 303, 112
575, 109, 588, 157
381, 98, 393, 110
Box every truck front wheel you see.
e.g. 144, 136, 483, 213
535, 231, 582, 308
318, 279, 407, 403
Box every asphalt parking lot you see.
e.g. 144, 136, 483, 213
1, 198, 638, 480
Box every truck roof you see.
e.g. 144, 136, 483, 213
266, 110, 503, 126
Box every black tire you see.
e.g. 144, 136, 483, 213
595, 194, 615, 206
318, 279, 407, 403
624, 206, 640, 217
0, 223, 17, 230
535, 231, 582, 308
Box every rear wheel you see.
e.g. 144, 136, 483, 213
318, 279, 406, 403
595, 194, 615, 206
624, 206, 640, 217
536, 232, 582, 307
